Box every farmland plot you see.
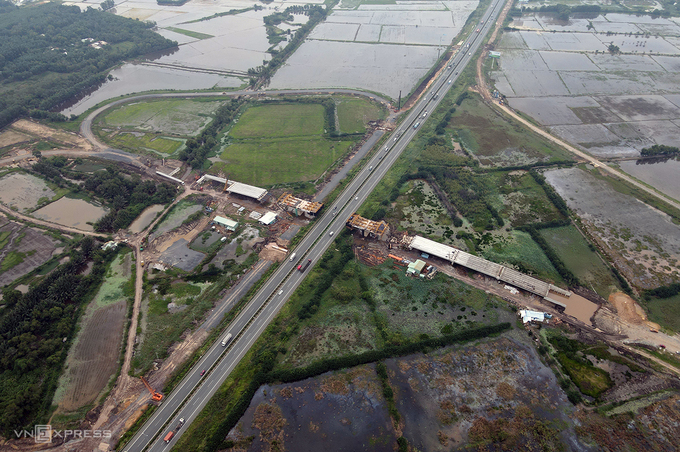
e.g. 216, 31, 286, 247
491, 12, 680, 157
54, 251, 132, 412
544, 167, 680, 289
270, 0, 478, 99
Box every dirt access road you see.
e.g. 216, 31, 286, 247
474, 6, 680, 213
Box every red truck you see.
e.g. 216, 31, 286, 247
297, 259, 311, 272
164, 431, 174, 443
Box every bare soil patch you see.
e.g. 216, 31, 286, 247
0, 129, 32, 149
608, 292, 659, 329
12, 119, 91, 150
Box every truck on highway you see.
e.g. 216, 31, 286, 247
164, 431, 174, 443
221, 333, 233, 347
297, 259, 311, 272
413, 122, 420, 129
289, 252, 296, 262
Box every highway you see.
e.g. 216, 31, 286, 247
122, 2, 506, 450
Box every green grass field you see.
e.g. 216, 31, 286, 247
643, 293, 680, 332
541, 226, 619, 298
216, 138, 353, 186
337, 98, 384, 134
108, 133, 184, 156
229, 103, 325, 139
481, 230, 562, 283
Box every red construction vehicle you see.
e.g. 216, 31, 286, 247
140, 376, 163, 402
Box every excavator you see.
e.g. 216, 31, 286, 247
140, 376, 164, 402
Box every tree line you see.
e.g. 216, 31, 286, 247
640, 144, 679, 157
179, 98, 243, 169
0, 1, 176, 129
0, 238, 118, 435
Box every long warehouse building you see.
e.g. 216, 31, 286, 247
408, 235, 551, 297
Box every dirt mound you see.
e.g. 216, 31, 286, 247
608, 292, 659, 329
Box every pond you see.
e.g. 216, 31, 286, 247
32, 197, 108, 231
128, 204, 165, 233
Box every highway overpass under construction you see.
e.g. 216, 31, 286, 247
407, 235, 569, 304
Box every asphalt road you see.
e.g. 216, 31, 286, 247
122, 2, 506, 450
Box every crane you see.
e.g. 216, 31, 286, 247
140, 376, 164, 402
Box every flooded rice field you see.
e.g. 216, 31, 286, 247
619, 158, 680, 201
0, 172, 55, 212
544, 167, 680, 289
492, 12, 680, 157
32, 197, 107, 232
269, 1, 477, 99
60, 63, 242, 117
128, 204, 165, 233
60, 0, 287, 115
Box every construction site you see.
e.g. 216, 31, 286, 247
346, 214, 596, 325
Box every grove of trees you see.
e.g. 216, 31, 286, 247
0, 239, 118, 435
0, 0, 177, 129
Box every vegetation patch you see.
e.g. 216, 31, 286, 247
165, 27, 213, 40
337, 97, 385, 134
0, 1, 176, 129
447, 95, 573, 167
217, 99, 375, 186
541, 225, 619, 298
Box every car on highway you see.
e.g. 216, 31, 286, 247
422, 111, 427, 117
278, 289, 283, 295
355, 197, 358, 200
329, 231, 334, 236
448, 79, 452, 84
200, 369, 206, 376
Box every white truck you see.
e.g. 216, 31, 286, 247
221, 333, 233, 347
289, 252, 297, 262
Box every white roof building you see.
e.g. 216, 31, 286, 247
259, 211, 278, 225
519, 310, 546, 324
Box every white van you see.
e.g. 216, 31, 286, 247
289, 252, 296, 262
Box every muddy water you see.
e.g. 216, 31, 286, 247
128, 204, 164, 233
619, 158, 680, 201
549, 291, 598, 324
32, 197, 107, 231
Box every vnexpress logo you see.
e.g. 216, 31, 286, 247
15, 425, 111, 443
34, 425, 52, 443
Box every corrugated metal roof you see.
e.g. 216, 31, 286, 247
259, 211, 277, 225
214, 216, 238, 228
227, 181, 268, 201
